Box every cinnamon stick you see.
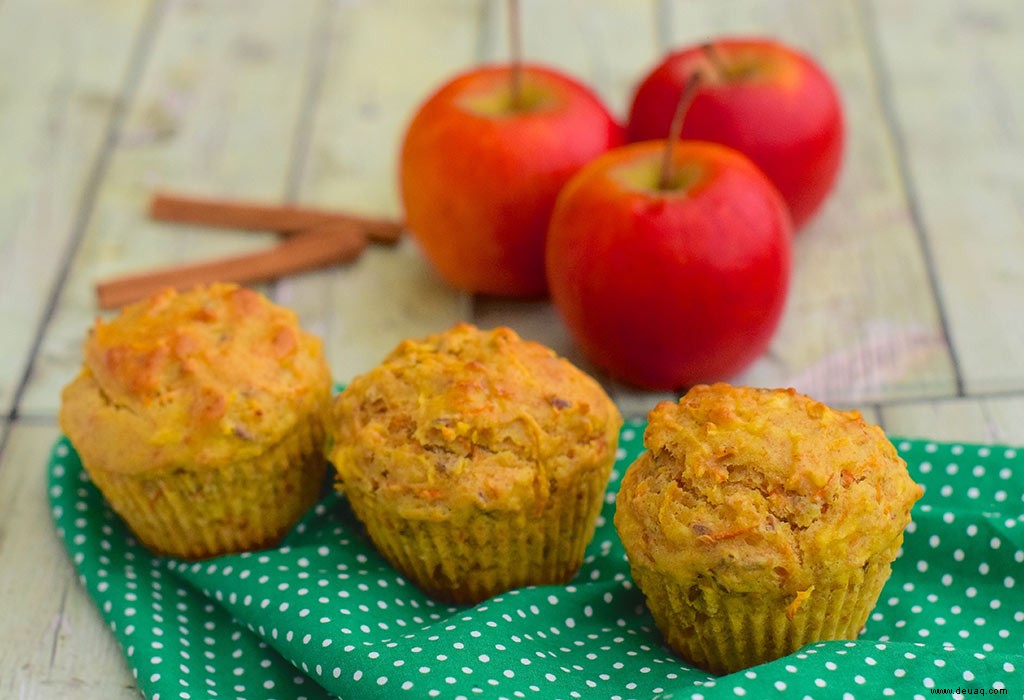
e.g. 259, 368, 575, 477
96, 222, 368, 310
149, 191, 405, 244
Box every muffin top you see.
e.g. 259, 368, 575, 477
614, 383, 923, 594
59, 283, 332, 473
330, 323, 622, 520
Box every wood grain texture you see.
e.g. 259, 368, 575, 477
881, 395, 1024, 445
279, 0, 486, 382
0, 0, 153, 416
0, 424, 137, 699
18, 0, 324, 415
867, 0, 1024, 395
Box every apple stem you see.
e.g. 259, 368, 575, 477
701, 41, 727, 81
508, 0, 523, 109
657, 71, 702, 191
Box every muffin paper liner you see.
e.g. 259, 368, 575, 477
344, 463, 611, 604
49, 424, 1024, 699
84, 417, 327, 559
637, 555, 899, 675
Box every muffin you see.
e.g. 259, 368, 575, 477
329, 323, 622, 604
614, 383, 923, 674
59, 283, 333, 560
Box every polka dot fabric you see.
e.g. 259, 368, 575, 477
49, 425, 1023, 699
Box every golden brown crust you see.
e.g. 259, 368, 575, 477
59, 283, 332, 474
614, 383, 923, 595
330, 323, 623, 520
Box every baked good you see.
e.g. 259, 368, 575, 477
614, 383, 923, 674
59, 283, 332, 559
328, 322, 622, 604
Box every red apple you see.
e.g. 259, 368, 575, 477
626, 37, 844, 230
399, 64, 623, 297
546, 140, 792, 390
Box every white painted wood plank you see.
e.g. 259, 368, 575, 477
19, 0, 323, 416
881, 395, 1024, 446
0, 0, 152, 415
0, 424, 138, 700
656, 0, 958, 405
854, 404, 882, 430
280, 0, 483, 383
868, 0, 1024, 395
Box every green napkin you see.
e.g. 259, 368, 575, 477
49, 423, 1022, 699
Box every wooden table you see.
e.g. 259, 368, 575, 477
2, 1, 1022, 697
